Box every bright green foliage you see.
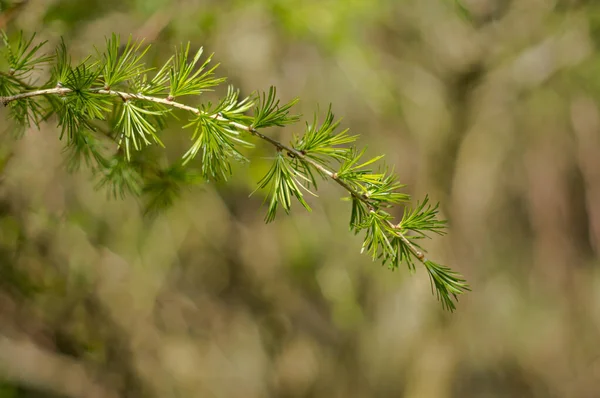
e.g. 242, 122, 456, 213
51, 39, 71, 84
424, 260, 469, 311
99, 33, 150, 89
0, 32, 50, 134
255, 152, 312, 223
252, 86, 299, 129
360, 210, 393, 260
206, 85, 254, 124
286, 107, 354, 189
182, 113, 250, 177
337, 148, 384, 184
0, 31, 51, 77
136, 56, 172, 96
0, 30, 470, 311
57, 97, 90, 141
339, 151, 409, 206
400, 196, 447, 238
363, 167, 408, 204
181, 87, 256, 175
169, 43, 225, 99
63, 65, 110, 118
115, 100, 165, 159
292, 106, 357, 164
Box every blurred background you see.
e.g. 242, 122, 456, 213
1, 0, 600, 396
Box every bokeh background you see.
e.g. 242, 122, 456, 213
1, 0, 600, 397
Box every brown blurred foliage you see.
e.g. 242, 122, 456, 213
1, 0, 600, 397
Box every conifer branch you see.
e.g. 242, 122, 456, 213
0, 31, 470, 310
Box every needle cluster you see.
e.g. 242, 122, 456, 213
0, 31, 470, 310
